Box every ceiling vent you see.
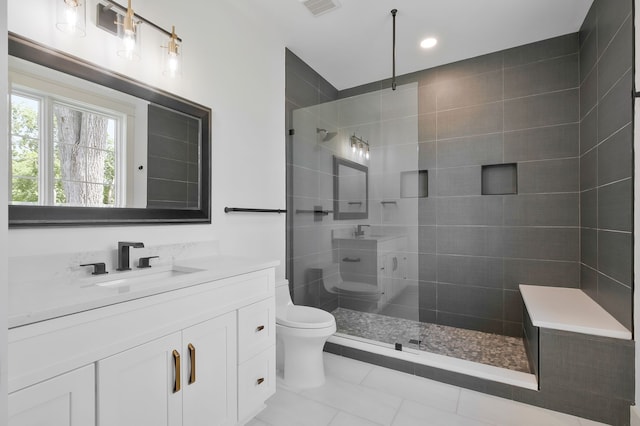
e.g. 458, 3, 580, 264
299, 0, 340, 16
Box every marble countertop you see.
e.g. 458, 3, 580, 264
519, 285, 631, 340
9, 255, 279, 329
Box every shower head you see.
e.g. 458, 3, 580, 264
317, 128, 337, 141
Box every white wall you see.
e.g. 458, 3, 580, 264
0, 0, 9, 421
6, 0, 286, 278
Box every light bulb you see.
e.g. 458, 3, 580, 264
123, 31, 136, 53
57, 0, 85, 37
116, 0, 140, 60
365, 150, 370, 160
163, 26, 182, 78
168, 54, 179, 73
65, 7, 78, 28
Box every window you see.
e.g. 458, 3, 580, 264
10, 90, 123, 207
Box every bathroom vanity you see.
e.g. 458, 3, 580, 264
333, 233, 408, 310
8, 255, 277, 426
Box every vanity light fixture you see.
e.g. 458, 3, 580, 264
350, 134, 370, 160
420, 37, 438, 49
96, 0, 184, 74
162, 26, 182, 77
56, 0, 87, 37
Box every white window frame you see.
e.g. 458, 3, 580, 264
8, 69, 133, 207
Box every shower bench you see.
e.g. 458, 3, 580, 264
519, 284, 633, 425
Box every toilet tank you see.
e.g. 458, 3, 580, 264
275, 280, 293, 308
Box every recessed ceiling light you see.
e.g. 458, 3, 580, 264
420, 37, 438, 49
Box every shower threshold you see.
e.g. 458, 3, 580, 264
328, 308, 538, 390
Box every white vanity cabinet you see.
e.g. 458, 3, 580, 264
98, 312, 237, 426
8, 262, 277, 426
335, 235, 408, 310
8, 364, 95, 426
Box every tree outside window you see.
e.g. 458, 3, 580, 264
10, 92, 119, 207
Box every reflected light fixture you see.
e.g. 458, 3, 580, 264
56, 0, 87, 37
163, 26, 182, 77
350, 134, 370, 160
117, 0, 141, 60
420, 37, 438, 49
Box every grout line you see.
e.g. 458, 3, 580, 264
598, 67, 633, 102
595, 12, 633, 64
579, 121, 632, 157
580, 262, 632, 290
501, 120, 580, 135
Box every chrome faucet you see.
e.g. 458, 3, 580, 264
355, 224, 370, 237
116, 241, 145, 271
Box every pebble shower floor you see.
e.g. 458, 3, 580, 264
331, 308, 531, 373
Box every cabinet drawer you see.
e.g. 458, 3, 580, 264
238, 348, 275, 422
339, 251, 378, 286
238, 297, 275, 363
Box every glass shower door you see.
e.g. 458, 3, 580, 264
288, 82, 423, 352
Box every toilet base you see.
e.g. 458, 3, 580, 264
276, 324, 335, 389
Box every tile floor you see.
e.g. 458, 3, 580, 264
246, 353, 609, 426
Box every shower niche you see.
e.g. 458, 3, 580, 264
400, 170, 428, 198
481, 163, 517, 195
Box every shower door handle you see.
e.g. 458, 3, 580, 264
342, 257, 361, 263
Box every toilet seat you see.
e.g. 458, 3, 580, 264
276, 305, 336, 329
330, 280, 380, 297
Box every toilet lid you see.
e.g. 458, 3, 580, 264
276, 305, 336, 329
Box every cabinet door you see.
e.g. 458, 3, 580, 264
9, 364, 95, 426
182, 312, 237, 426
97, 332, 183, 426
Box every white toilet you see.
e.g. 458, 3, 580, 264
275, 280, 336, 389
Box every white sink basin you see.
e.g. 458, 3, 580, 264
84, 266, 206, 289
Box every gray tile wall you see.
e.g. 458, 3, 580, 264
147, 104, 200, 209
579, 0, 633, 330
287, 2, 634, 336
339, 34, 583, 338
423, 35, 581, 337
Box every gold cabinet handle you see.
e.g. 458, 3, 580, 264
256, 377, 265, 385
256, 325, 265, 332
188, 343, 196, 385
173, 350, 181, 393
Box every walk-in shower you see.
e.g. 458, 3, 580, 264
285, 0, 635, 421
286, 26, 590, 388
286, 75, 547, 387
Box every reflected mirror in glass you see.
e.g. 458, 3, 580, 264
333, 156, 368, 220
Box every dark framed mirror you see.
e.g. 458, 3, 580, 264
8, 33, 211, 227
333, 156, 368, 220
